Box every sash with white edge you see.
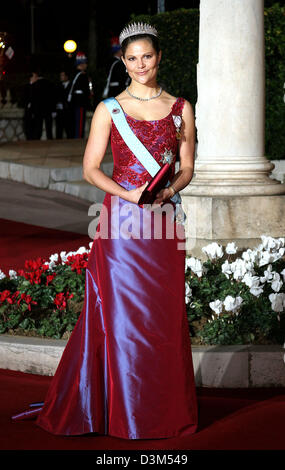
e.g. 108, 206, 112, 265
103, 97, 186, 225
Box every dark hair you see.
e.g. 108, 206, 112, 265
121, 33, 160, 57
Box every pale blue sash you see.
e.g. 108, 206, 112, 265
103, 97, 186, 224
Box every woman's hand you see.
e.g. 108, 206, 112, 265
152, 187, 173, 206
125, 184, 173, 207
126, 182, 149, 204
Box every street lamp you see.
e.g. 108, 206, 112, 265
64, 40, 77, 58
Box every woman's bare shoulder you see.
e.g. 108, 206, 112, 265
90, 100, 112, 128
95, 100, 112, 116
181, 99, 194, 115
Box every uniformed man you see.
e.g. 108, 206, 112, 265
67, 52, 90, 138
102, 37, 130, 98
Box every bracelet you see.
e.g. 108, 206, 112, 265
168, 185, 176, 197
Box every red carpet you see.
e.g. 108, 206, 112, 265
0, 218, 91, 274
0, 368, 284, 450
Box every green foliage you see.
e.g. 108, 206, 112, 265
264, 3, 285, 159
130, 5, 285, 159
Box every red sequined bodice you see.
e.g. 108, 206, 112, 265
110, 97, 185, 190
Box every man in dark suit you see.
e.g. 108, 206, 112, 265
55, 70, 73, 139
23, 70, 55, 140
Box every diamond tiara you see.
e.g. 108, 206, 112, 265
119, 22, 158, 45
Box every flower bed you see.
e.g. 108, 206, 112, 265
185, 236, 285, 345
0, 235, 284, 345
0, 246, 90, 340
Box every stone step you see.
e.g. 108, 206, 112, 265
0, 153, 113, 202
0, 140, 114, 193
49, 180, 106, 203
0, 334, 284, 387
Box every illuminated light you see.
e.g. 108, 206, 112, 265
63, 40, 77, 53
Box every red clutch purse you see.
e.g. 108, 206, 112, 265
138, 162, 172, 205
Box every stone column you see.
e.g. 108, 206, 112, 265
182, 0, 285, 256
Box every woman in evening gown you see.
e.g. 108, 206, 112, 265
13, 23, 198, 439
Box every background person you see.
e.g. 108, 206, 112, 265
67, 52, 91, 138
55, 70, 73, 139
102, 36, 130, 98
23, 70, 55, 140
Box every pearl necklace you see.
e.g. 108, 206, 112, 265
126, 86, 163, 101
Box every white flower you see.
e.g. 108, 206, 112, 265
271, 272, 283, 293
223, 295, 243, 313
278, 246, 285, 256
271, 247, 285, 262
269, 293, 285, 313
49, 253, 59, 263
202, 242, 223, 260
259, 236, 285, 263
242, 273, 260, 288
250, 285, 264, 297
242, 248, 259, 264
222, 257, 254, 280
232, 259, 249, 280
260, 235, 283, 251
60, 251, 68, 263
75, 246, 89, 255
209, 299, 223, 315
185, 283, 192, 304
281, 268, 285, 282
221, 260, 233, 279
225, 242, 238, 254
43, 253, 59, 270
185, 256, 204, 277
258, 250, 275, 267
260, 264, 274, 283
9, 270, 18, 279
242, 272, 263, 296
260, 235, 275, 250
0, 270, 6, 280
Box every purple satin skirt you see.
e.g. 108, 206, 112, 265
13, 194, 198, 439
